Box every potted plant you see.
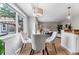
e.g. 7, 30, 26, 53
65, 24, 68, 29
68, 24, 72, 30
0, 38, 5, 55
57, 25, 63, 33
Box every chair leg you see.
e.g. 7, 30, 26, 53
53, 43, 57, 54
30, 49, 34, 55
45, 46, 49, 55
42, 49, 45, 55
23, 43, 26, 48
24, 44, 27, 48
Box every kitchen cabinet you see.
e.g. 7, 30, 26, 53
61, 30, 79, 53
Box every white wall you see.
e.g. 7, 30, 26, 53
71, 17, 79, 29
39, 22, 60, 32
61, 17, 79, 29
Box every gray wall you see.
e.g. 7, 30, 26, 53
27, 17, 37, 37
23, 16, 29, 35
39, 22, 61, 32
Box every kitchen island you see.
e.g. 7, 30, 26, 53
61, 30, 79, 53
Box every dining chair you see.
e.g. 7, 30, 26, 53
30, 34, 47, 55
46, 31, 57, 54
20, 32, 31, 53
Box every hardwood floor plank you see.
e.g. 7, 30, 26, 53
46, 43, 56, 55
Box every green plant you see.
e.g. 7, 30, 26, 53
57, 25, 63, 33
0, 38, 5, 55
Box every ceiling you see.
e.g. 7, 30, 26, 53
15, 3, 79, 22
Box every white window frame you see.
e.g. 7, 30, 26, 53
8, 3, 26, 33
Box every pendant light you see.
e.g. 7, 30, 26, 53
67, 6, 71, 24
31, 3, 43, 17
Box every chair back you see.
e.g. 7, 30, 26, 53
46, 32, 57, 43
20, 32, 27, 43
50, 32, 57, 40
31, 34, 46, 51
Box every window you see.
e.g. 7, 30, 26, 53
0, 3, 24, 33
2, 24, 7, 32
0, 3, 16, 33
0, 3, 16, 18
18, 15, 23, 32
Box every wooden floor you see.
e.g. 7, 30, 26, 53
18, 38, 79, 55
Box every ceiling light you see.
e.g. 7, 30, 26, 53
67, 15, 71, 20
67, 6, 71, 20
33, 7, 43, 17
31, 3, 43, 17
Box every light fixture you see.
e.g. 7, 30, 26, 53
31, 3, 43, 17
67, 6, 71, 23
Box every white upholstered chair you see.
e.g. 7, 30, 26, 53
46, 32, 57, 43
46, 32, 57, 54
20, 32, 31, 53
30, 34, 47, 55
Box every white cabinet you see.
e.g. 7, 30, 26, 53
61, 30, 79, 53
76, 36, 79, 52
